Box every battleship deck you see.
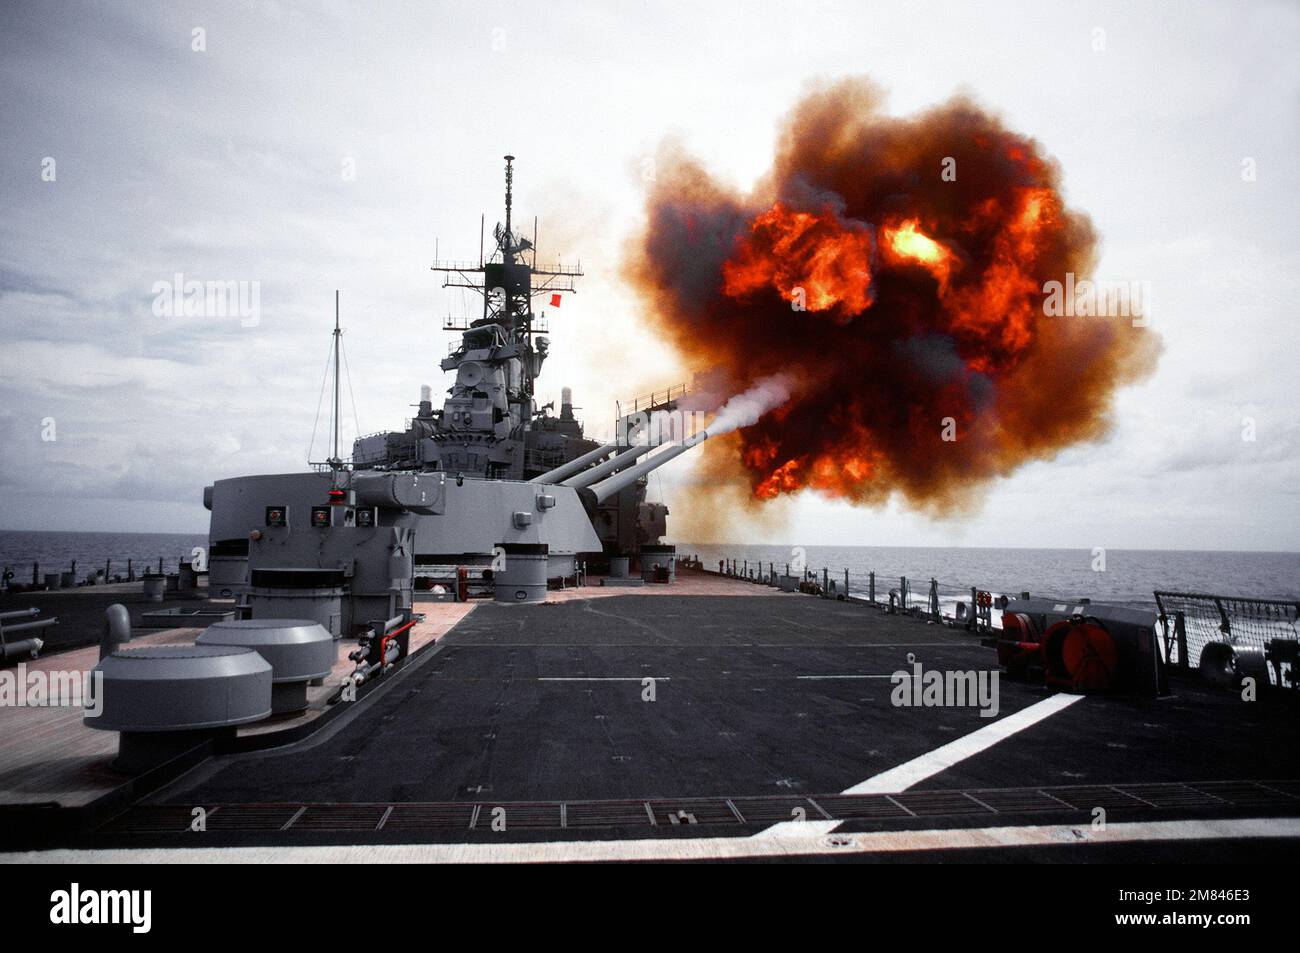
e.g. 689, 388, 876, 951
4, 570, 1299, 861
0, 597, 473, 810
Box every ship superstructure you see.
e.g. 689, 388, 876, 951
349, 156, 671, 556
201, 156, 709, 631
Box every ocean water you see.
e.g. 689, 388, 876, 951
1, 532, 1295, 610
682, 544, 1300, 610
0, 531, 208, 582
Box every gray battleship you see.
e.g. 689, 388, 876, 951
203, 157, 681, 625
0, 158, 1297, 863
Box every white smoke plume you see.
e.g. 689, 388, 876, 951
705, 373, 795, 437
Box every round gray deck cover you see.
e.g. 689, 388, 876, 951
87, 645, 272, 732
197, 618, 335, 683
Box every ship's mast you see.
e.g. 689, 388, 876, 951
329, 290, 342, 480
307, 290, 349, 479
431, 155, 584, 405
503, 154, 514, 254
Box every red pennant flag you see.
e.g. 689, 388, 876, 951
549, 293, 562, 308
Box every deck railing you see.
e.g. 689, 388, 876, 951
1153, 590, 1299, 678
1, 553, 198, 590
693, 559, 1300, 673
696, 556, 1007, 633
616, 383, 689, 418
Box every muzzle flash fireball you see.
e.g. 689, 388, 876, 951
630, 78, 1159, 517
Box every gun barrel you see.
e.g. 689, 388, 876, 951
528, 443, 617, 484
561, 442, 658, 489
0, 617, 58, 636
589, 433, 708, 502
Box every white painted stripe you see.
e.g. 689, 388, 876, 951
749, 819, 841, 840
842, 693, 1085, 795
756, 692, 1084, 840
5, 817, 1296, 864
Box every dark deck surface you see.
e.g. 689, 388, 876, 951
62, 580, 1297, 856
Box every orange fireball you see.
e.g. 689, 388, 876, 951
630, 78, 1159, 514
880, 218, 956, 291
722, 203, 874, 318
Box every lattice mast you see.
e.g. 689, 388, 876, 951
431, 155, 583, 402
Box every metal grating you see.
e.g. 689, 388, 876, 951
1190, 780, 1300, 807
99, 779, 1300, 835
960, 788, 1070, 813
895, 790, 996, 816
472, 802, 563, 830
813, 794, 914, 819
205, 805, 304, 832
382, 803, 476, 831
564, 799, 658, 828
1045, 785, 1154, 811
292, 804, 390, 831
1121, 783, 1227, 810
728, 796, 828, 824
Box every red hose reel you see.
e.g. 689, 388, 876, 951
1042, 617, 1119, 692
995, 597, 1164, 696
999, 612, 1120, 692
998, 611, 1043, 678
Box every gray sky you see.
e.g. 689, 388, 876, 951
1, 0, 1297, 550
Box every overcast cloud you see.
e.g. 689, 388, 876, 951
0, 0, 1297, 550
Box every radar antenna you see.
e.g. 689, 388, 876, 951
431, 155, 583, 403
